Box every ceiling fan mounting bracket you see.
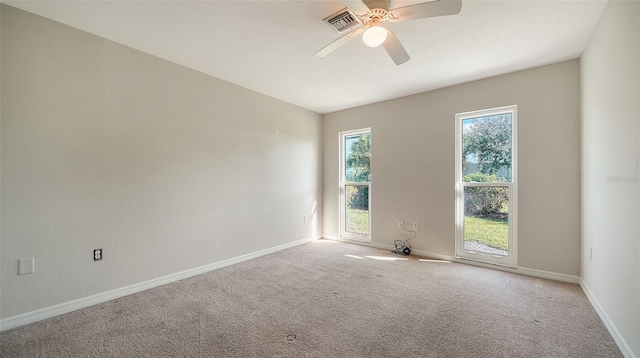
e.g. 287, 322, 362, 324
363, 0, 391, 12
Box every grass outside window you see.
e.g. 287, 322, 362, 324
463, 215, 508, 250
346, 208, 369, 235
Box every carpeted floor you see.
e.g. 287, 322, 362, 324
0, 239, 622, 357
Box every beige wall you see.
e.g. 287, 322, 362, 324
6, 5, 636, 352
323, 60, 581, 276
581, 0, 640, 356
0, 5, 322, 318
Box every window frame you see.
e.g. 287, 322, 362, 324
339, 128, 372, 242
455, 106, 518, 267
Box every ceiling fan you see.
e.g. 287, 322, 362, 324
315, 0, 462, 65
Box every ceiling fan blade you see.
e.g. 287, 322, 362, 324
340, 0, 371, 16
315, 28, 363, 58
390, 0, 462, 22
382, 29, 410, 65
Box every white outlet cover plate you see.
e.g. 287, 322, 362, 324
18, 257, 35, 275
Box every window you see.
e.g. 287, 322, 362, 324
455, 106, 517, 266
340, 128, 371, 241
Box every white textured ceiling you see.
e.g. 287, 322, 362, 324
5, 0, 606, 114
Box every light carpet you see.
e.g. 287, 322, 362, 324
0, 239, 622, 357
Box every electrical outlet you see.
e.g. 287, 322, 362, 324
412, 222, 419, 231
398, 220, 404, 229
590, 248, 593, 261
304, 215, 308, 222
94, 249, 102, 261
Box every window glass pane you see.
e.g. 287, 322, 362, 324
463, 186, 509, 256
345, 185, 369, 235
462, 114, 512, 182
345, 133, 371, 182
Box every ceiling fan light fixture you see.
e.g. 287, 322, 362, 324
362, 25, 387, 47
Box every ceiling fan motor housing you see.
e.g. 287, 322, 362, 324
369, 9, 388, 21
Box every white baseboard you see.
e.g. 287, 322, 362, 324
0, 237, 316, 332
580, 279, 636, 358
457, 259, 580, 284
321, 235, 580, 283
322, 235, 454, 261
517, 266, 580, 284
